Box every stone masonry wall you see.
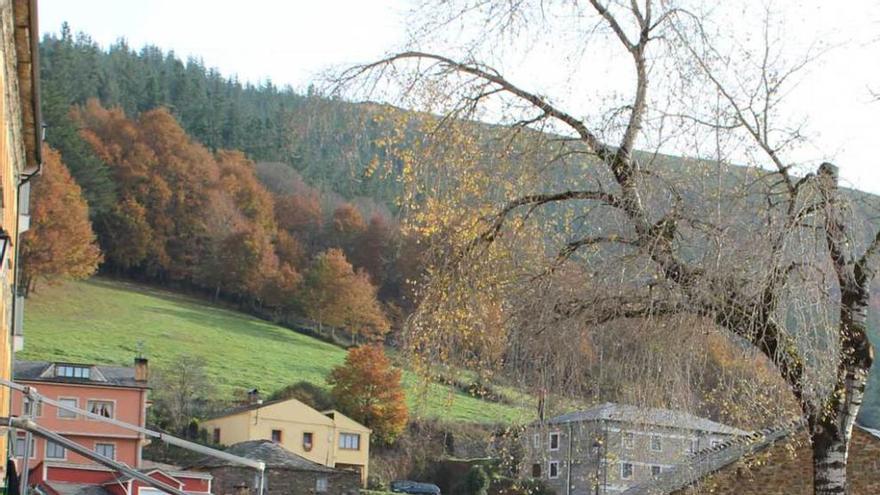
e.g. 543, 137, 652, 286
207, 466, 361, 495
674, 428, 880, 494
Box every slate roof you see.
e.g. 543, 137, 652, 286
42, 482, 111, 495
203, 399, 286, 420
546, 403, 749, 436
189, 440, 337, 473
14, 360, 147, 389
619, 419, 805, 495
855, 422, 880, 441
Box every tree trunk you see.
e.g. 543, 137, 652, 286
811, 284, 873, 494
810, 379, 866, 495
811, 163, 876, 494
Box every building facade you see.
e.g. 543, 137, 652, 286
0, 0, 42, 482
201, 397, 371, 485
11, 359, 212, 495
523, 403, 748, 494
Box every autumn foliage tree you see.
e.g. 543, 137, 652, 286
299, 248, 389, 341
20, 146, 102, 295
328, 344, 408, 444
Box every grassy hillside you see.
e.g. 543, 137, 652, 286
19, 278, 532, 424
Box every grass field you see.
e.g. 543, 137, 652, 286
20, 278, 533, 424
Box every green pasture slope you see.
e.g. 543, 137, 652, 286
19, 278, 531, 424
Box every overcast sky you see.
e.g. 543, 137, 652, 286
40, 0, 880, 194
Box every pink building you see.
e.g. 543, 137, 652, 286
11, 359, 212, 495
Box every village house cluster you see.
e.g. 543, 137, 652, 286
8, 358, 368, 495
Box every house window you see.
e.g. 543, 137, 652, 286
87, 400, 115, 419
271, 429, 283, 443
622, 431, 634, 450
531, 463, 542, 478
316, 477, 328, 493
620, 462, 633, 480
549, 432, 560, 451
95, 443, 116, 460
57, 398, 78, 419
14, 437, 35, 458
548, 461, 559, 479
711, 439, 722, 448
303, 432, 314, 451
212, 428, 221, 444
46, 440, 66, 460
688, 438, 699, 453
651, 465, 661, 477
650, 434, 662, 452
55, 365, 90, 379
533, 433, 540, 448
339, 433, 360, 450
22, 398, 42, 417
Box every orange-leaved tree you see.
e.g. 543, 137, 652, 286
20, 146, 102, 295
299, 248, 389, 342
328, 344, 408, 444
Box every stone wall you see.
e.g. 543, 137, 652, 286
206, 466, 361, 495
674, 428, 880, 494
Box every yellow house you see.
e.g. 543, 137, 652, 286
202, 398, 372, 485
0, 0, 41, 483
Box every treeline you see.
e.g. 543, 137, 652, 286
40, 23, 401, 215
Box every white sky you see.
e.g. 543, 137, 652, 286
39, 0, 880, 194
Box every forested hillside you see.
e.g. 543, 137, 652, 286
27, 24, 880, 428
40, 24, 397, 210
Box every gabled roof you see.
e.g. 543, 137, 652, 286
545, 403, 749, 436
14, 360, 147, 389
188, 440, 337, 473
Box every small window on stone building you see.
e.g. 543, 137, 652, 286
213, 428, 221, 444
651, 465, 661, 477
531, 463, 542, 478
620, 462, 633, 480
650, 434, 662, 452
303, 432, 314, 451
711, 439, 722, 448
316, 477, 328, 493
548, 461, 559, 479
271, 429, 283, 443
688, 438, 698, 453
533, 433, 540, 448
549, 432, 560, 451
622, 431, 634, 450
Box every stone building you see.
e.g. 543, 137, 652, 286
523, 403, 748, 494
189, 440, 360, 495
619, 422, 880, 494
0, 0, 42, 481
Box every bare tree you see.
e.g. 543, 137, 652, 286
335, 1, 878, 493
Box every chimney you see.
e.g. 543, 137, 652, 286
134, 357, 149, 383
247, 388, 261, 405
